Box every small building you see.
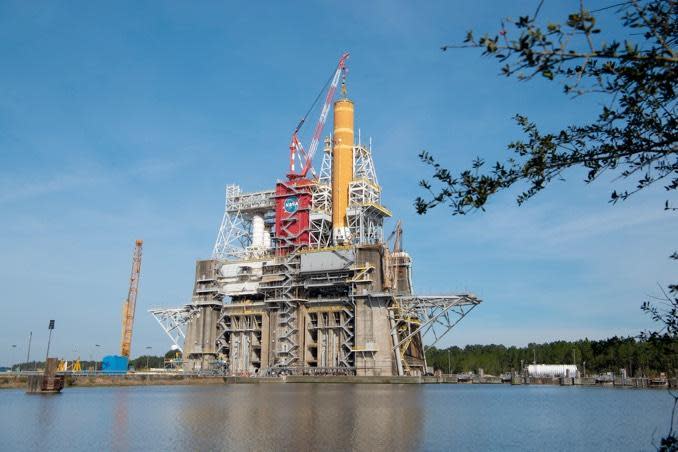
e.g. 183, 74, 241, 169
527, 364, 578, 378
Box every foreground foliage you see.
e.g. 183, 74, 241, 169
417, 0, 676, 215
420, 2, 676, 447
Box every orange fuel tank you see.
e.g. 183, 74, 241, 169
332, 98, 354, 243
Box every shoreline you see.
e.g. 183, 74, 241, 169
2, 373, 676, 390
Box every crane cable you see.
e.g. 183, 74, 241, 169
295, 60, 343, 134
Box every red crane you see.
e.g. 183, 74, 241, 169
287, 52, 349, 180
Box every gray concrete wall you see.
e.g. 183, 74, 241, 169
184, 305, 220, 370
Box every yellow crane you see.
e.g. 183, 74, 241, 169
120, 240, 143, 358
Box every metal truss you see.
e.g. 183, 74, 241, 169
339, 306, 355, 368
309, 212, 332, 248
346, 203, 388, 245
309, 139, 333, 248
317, 138, 332, 186
148, 307, 196, 352
391, 294, 481, 351
212, 184, 276, 259
275, 257, 301, 368
345, 144, 390, 245
311, 183, 332, 215
353, 144, 378, 185
227, 186, 276, 212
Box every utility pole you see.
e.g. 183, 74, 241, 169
95, 344, 101, 372
447, 349, 451, 374
573, 348, 576, 365
11, 345, 17, 373
145, 346, 152, 370
26, 332, 32, 371
533, 348, 536, 365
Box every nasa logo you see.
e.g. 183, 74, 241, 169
284, 196, 299, 213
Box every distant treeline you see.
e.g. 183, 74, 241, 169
425, 336, 678, 377
9, 350, 180, 371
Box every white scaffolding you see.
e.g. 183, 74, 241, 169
148, 307, 196, 352
391, 294, 481, 351
347, 144, 391, 245
212, 184, 276, 259
310, 139, 333, 249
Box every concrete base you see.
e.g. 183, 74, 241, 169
224, 375, 424, 384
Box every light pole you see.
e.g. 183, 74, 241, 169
26, 332, 32, 371
45, 320, 55, 368
145, 346, 152, 370
94, 344, 101, 372
11, 345, 17, 373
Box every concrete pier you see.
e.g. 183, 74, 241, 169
2, 373, 676, 389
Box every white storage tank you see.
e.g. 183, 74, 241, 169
251, 215, 266, 249
527, 364, 578, 378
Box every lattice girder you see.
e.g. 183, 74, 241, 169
391, 295, 481, 351
148, 307, 196, 352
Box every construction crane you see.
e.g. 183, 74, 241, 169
288, 52, 349, 180
390, 220, 403, 254
388, 221, 403, 294
120, 239, 143, 358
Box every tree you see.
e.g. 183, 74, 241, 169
416, 1, 676, 448
424, 336, 676, 375
417, 0, 676, 215
130, 355, 164, 370
165, 349, 182, 359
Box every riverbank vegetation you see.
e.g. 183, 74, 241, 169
426, 335, 678, 377
8, 349, 180, 372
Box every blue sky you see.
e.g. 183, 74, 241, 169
1, 1, 674, 364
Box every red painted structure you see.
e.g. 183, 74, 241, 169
274, 179, 313, 255
274, 53, 350, 255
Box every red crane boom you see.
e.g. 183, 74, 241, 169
288, 52, 349, 180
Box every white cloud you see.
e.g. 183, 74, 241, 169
0, 158, 186, 204
0, 170, 99, 203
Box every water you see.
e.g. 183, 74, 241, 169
1, 384, 673, 451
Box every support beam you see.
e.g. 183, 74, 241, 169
148, 307, 195, 352
391, 294, 481, 351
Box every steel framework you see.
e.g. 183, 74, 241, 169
391, 294, 481, 352
212, 184, 276, 259
346, 144, 390, 245
309, 139, 333, 248
148, 307, 195, 352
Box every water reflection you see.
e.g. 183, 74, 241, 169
34, 394, 61, 449
2, 384, 673, 451
176, 384, 423, 450
113, 390, 129, 451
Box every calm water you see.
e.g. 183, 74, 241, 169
1, 384, 673, 451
